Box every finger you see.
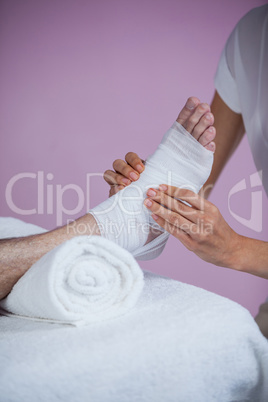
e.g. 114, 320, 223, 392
198, 126, 216, 147
146, 188, 200, 223
191, 112, 214, 141
176, 97, 200, 125
144, 198, 196, 235
151, 213, 194, 249
158, 185, 206, 211
112, 159, 140, 181
103, 170, 131, 186
183, 103, 211, 135
125, 152, 145, 173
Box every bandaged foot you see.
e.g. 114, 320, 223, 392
90, 101, 214, 260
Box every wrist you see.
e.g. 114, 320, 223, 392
225, 233, 245, 272
226, 235, 268, 279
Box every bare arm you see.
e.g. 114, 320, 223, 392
144, 92, 268, 278
201, 90, 245, 198
107, 92, 268, 278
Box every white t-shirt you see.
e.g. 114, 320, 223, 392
214, 4, 268, 195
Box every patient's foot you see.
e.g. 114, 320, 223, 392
176, 97, 216, 152
90, 100, 215, 258
105, 97, 216, 198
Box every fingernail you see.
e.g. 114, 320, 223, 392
122, 178, 131, 185
130, 172, 139, 181
144, 199, 152, 207
159, 184, 168, 191
152, 214, 159, 220
147, 189, 157, 197
136, 164, 144, 173
205, 113, 212, 121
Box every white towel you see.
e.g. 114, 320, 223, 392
0, 218, 144, 326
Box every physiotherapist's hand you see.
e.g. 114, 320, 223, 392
103, 152, 145, 197
144, 185, 242, 269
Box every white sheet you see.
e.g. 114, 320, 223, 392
0, 271, 268, 401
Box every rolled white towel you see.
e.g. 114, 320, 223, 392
0, 234, 144, 326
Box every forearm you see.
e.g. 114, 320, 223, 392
230, 236, 268, 279
201, 91, 245, 199
202, 93, 267, 278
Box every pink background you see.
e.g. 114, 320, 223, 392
1, 0, 267, 316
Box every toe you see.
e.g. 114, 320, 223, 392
183, 103, 211, 134
191, 112, 214, 140
176, 97, 200, 125
205, 141, 216, 152
198, 126, 216, 147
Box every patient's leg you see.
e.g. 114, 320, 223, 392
0, 214, 100, 300
0, 99, 215, 299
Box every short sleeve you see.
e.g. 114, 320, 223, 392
214, 30, 241, 114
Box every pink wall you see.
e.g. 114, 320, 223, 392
1, 0, 267, 316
